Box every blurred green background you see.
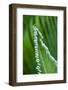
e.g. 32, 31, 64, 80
23, 15, 57, 74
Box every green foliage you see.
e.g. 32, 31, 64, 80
23, 15, 57, 74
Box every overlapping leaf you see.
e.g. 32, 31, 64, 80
23, 15, 57, 74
